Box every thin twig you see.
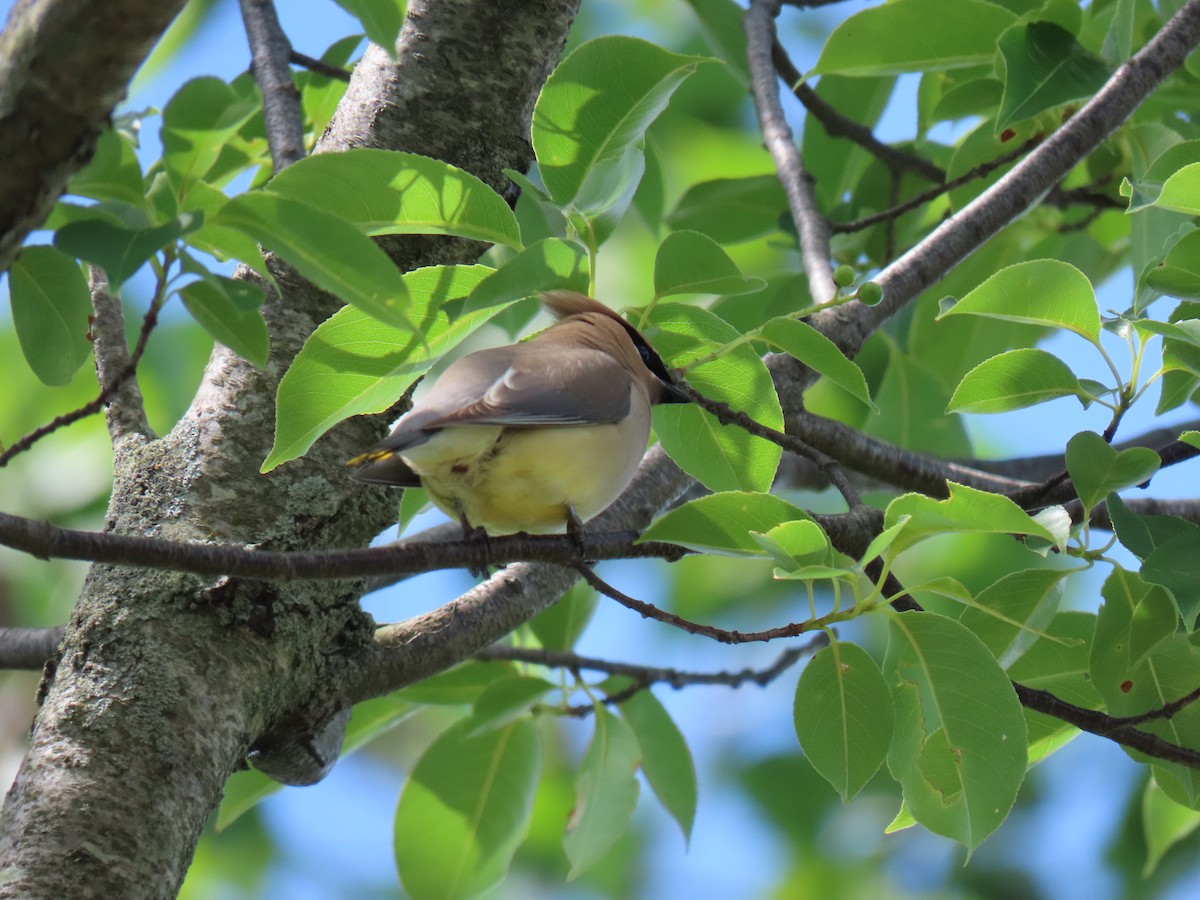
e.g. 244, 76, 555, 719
0, 294, 164, 468
572, 562, 827, 644
240, 0, 306, 170
479, 639, 825, 689
831, 134, 1042, 234
1013, 682, 1200, 769
1109, 683, 1200, 728
745, 0, 835, 305
679, 382, 863, 508
289, 49, 352, 82
771, 40, 945, 183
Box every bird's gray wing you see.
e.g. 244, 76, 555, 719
428, 344, 632, 428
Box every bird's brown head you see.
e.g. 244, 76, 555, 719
539, 290, 689, 404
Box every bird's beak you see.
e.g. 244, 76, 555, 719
658, 374, 691, 404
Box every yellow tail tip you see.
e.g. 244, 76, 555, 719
346, 449, 393, 466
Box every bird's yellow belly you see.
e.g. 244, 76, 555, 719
402, 421, 647, 534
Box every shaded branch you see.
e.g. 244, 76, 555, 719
0, 627, 63, 670
240, 0, 305, 170
0, 507, 688, 581
87, 266, 150, 444
745, 0, 834, 305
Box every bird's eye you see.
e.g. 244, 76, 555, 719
637, 342, 654, 365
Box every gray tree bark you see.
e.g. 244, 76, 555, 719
0, 0, 580, 895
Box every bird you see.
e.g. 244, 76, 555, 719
348, 290, 689, 536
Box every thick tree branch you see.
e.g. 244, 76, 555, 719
0, 1, 583, 895
745, 0, 835, 306
0, 0, 189, 271
0, 507, 687, 579
240, 0, 305, 171
807, 0, 1200, 360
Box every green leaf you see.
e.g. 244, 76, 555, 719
211, 191, 409, 327
1144, 230, 1200, 298
1155, 163, 1200, 216
620, 690, 697, 842
751, 519, 832, 570
795, 641, 893, 802
653, 230, 765, 298
803, 74, 896, 211
681, 0, 749, 82
665, 175, 786, 244
532, 36, 711, 206
641, 491, 810, 556
179, 276, 269, 367
884, 482, 1056, 553
67, 130, 145, 206
938, 259, 1101, 341
958, 568, 1070, 669
1181, 430, 1200, 450
399, 660, 514, 706
528, 582, 598, 652
947, 348, 1084, 414
452, 238, 589, 320
649, 303, 782, 492
333, 0, 405, 51
995, 22, 1111, 131
1143, 777, 1200, 876
1142, 529, 1200, 624
395, 718, 540, 900
263, 264, 495, 471
564, 706, 641, 880
54, 214, 196, 287
813, 0, 1018, 76
760, 317, 876, 411
1007, 612, 1100, 757
267, 149, 521, 246
1091, 567, 1177, 703
161, 77, 259, 200
466, 675, 555, 736
1106, 493, 1197, 562
6, 246, 93, 386
1064, 431, 1161, 513
885, 612, 1027, 851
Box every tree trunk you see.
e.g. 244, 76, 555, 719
0, 1, 580, 895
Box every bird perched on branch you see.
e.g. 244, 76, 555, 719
349, 290, 688, 536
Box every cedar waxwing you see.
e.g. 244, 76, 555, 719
348, 291, 689, 535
